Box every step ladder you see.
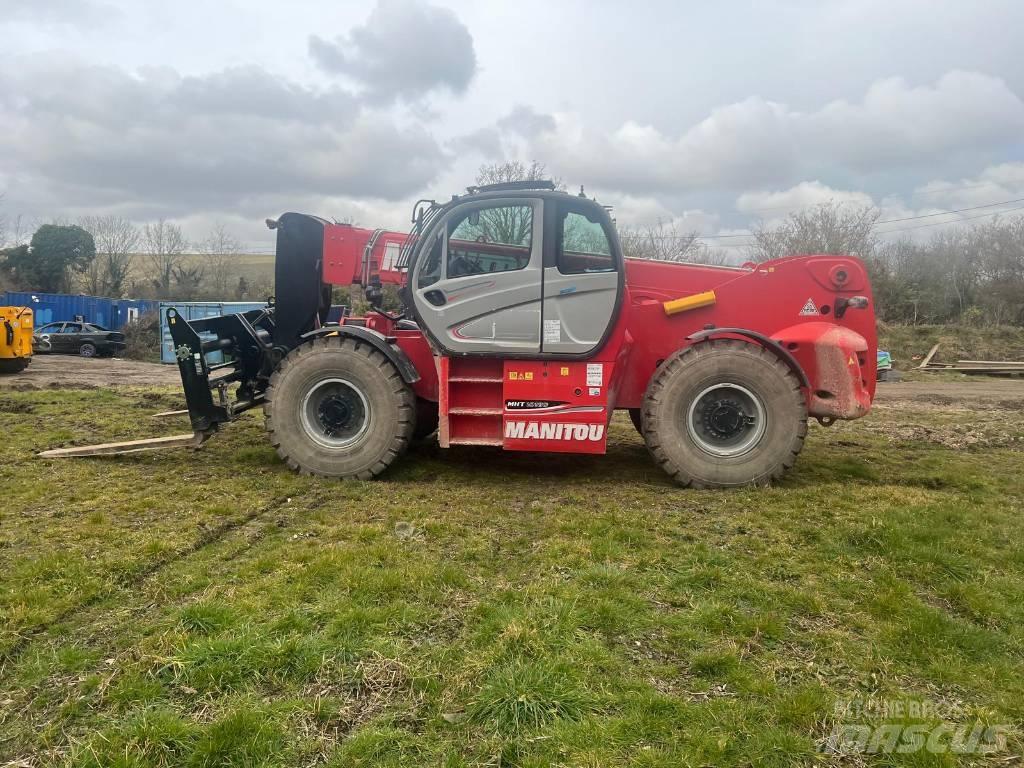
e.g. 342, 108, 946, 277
438, 357, 504, 447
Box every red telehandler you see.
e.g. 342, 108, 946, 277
42, 181, 877, 487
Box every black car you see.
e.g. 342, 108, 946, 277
33, 322, 127, 357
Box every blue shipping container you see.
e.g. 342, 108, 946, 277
2, 291, 158, 330
159, 301, 268, 364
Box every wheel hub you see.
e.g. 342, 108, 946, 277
300, 378, 370, 448
703, 398, 755, 440
686, 383, 767, 458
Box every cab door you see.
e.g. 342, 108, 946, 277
540, 200, 621, 355
410, 198, 543, 354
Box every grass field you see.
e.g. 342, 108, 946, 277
1, 378, 1023, 766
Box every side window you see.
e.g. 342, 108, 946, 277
60, 323, 82, 333
447, 204, 533, 279
558, 211, 614, 274
381, 241, 401, 271
39, 324, 60, 334
417, 234, 443, 288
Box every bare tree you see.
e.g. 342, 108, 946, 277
618, 220, 730, 265
467, 161, 563, 247
171, 262, 205, 300
201, 222, 242, 298
475, 160, 561, 189
79, 215, 139, 297
0, 197, 31, 249
143, 219, 188, 298
748, 203, 879, 263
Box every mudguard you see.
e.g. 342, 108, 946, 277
300, 325, 421, 384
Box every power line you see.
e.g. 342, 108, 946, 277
696, 203, 1024, 249
872, 196, 1024, 225
740, 180, 1006, 216
875, 203, 1024, 234
632, 195, 1024, 241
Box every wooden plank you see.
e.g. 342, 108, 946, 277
152, 409, 189, 418
921, 366, 1023, 374
917, 343, 940, 369
956, 359, 1024, 367
38, 432, 205, 458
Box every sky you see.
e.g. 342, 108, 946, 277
2, 0, 1023, 254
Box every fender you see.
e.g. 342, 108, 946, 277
300, 325, 421, 384
686, 326, 810, 388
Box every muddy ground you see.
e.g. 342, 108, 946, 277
0, 354, 180, 389
2, 353, 1022, 408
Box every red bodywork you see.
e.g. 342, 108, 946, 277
317, 223, 876, 454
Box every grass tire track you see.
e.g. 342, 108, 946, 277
0, 493, 297, 677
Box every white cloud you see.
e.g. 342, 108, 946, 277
0, 56, 451, 223
911, 162, 1024, 208
737, 182, 876, 223
488, 72, 1024, 197
309, 0, 476, 104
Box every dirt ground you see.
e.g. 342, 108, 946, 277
874, 375, 1024, 406
0, 354, 180, 389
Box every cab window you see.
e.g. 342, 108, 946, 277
416, 234, 443, 289
558, 210, 614, 274
446, 203, 533, 279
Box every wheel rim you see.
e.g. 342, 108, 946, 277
81, 344, 96, 357
299, 378, 371, 449
686, 383, 767, 458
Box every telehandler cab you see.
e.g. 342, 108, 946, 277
41, 181, 877, 487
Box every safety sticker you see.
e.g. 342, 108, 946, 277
799, 298, 820, 316
543, 319, 561, 343
560, 366, 570, 376
589, 387, 601, 396
586, 363, 603, 387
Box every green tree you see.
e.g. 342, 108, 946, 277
1, 224, 96, 292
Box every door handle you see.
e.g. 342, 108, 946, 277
424, 290, 446, 307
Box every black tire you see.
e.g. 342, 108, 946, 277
641, 340, 807, 489
628, 408, 643, 435
0, 357, 30, 374
413, 397, 439, 441
264, 336, 415, 479
79, 342, 97, 358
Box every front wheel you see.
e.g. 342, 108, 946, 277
641, 340, 807, 488
264, 336, 415, 479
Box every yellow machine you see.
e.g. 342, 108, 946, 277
0, 306, 33, 374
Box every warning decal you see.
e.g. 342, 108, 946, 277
799, 298, 820, 316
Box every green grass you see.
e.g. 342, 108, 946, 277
0, 384, 1022, 765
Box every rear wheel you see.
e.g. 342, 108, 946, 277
413, 397, 439, 441
264, 336, 415, 478
628, 408, 643, 435
0, 357, 30, 374
79, 342, 97, 357
641, 340, 807, 488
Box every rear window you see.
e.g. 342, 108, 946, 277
558, 210, 614, 274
